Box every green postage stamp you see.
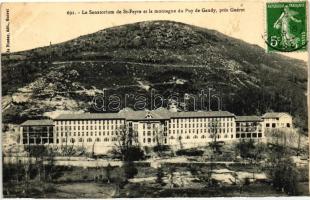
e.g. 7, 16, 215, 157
266, 1, 307, 52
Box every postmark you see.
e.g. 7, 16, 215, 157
266, 1, 307, 52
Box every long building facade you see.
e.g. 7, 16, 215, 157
19, 109, 293, 154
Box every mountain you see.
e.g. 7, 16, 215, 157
1, 20, 307, 131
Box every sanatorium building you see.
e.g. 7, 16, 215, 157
20, 108, 293, 154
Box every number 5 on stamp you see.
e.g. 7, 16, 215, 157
266, 1, 307, 52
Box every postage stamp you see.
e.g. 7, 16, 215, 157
266, 1, 307, 52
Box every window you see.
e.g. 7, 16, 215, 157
287, 123, 291, 128
272, 123, 276, 128
87, 138, 92, 142
148, 138, 151, 143
258, 133, 262, 137
79, 138, 83, 142
70, 138, 75, 143
266, 123, 270, 127
134, 124, 138, 129
96, 138, 100, 142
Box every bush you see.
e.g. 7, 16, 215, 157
43, 184, 56, 193
188, 164, 200, 175
124, 146, 145, 161
156, 167, 165, 185
154, 145, 171, 153
124, 162, 138, 179
176, 148, 204, 157
243, 177, 251, 186
267, 158, 299, 195
82, 174, 88, 181
134, 162, 151, 167
112, 146, 145, 161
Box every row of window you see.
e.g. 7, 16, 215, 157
236, 127, 262, 132
23, 127, 53, 132
55, 120, 125, 125
57, 131, 119, 137
169, 122, 234, 129
169, 128, 234, 134
142, 138, 168, 144
140, 123, 159, 129
23, 138, 53, 144
236, 133, 262, 138
236, 122, 261, 126
265, 123, 291, 128
56, 125, 123, 131
170, 117, 233, 123
57, 137, 118, 143
169, 134, 234, 140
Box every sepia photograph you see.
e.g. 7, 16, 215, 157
1, 0, 309, 198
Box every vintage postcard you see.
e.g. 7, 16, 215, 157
1, 0, 309, 198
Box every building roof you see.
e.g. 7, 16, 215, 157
53, 110, 235, 121
55, 113, 124, 120
120, 109, 171, 120
236, 116, 262, 122
21, 120, 54, 126
170, 111, 235, 118
262, 112, 291, 119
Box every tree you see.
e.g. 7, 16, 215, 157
235, 139, 256, 161
123, 161, 138, 179
266, 129, 300, 195
45, 146, 57, 182
113, 125, 144, 162
154, 126, 165, 156
156, 167, 165, 185
267, 157, 299, 195
26, 145, 46, 181
105, 163, 112, 183
61, 125, 75, 159
207, 119, 221, 187
168, 167, 176, 188
209, 119, 222, 155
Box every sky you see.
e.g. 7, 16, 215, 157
1, 1, 308, 61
